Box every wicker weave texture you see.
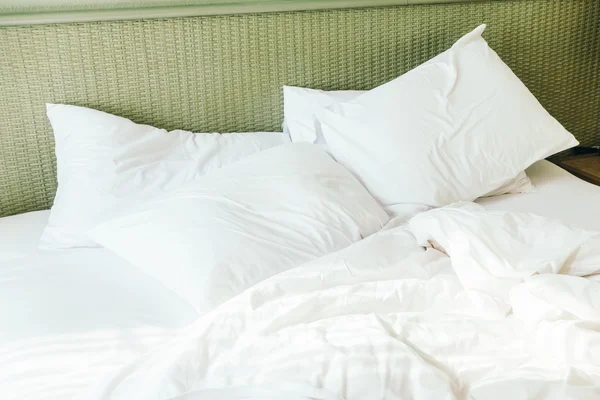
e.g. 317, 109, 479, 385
0, 0, 599, 217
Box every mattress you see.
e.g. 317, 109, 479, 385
0, 214, 199, 400
1, 159, 598, 400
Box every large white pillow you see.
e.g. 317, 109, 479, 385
41, 104, 288, 249
283, 85, 533, 198
91, 144, 389, 312
318, 25, 578, 209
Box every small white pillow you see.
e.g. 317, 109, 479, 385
283, 86, 361, 144
318, 25, 578, 209
283, 86, 533, 197
91, 144, 389, 312
41, 104, 288, 249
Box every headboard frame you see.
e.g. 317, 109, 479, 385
0, 0, 599, 217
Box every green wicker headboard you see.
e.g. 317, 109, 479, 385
0, 0, 599, 217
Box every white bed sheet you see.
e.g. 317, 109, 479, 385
1, 159, 598, 400
0, 210, 49, 262
0, 213, 199, 400
477, 160, 600, 230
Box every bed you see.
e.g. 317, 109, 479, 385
1, 1, 600, 400
2, 159, 599, 399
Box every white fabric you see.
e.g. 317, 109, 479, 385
282, 86, 361, 144
91, 144, 389, 312
41, 104, 289, 249
478, 160, 600, 231
2, 161, 600, 400
318, 25, 578, 209
0, 210, 49, 262
3, 162, 599, 400
0, 211, 198, 400
0, 248, 198, 400
4, 160, 590, 263
85, 204, 600, 400
482, 170, 533, 197
409, 202, 599, 312
511, 274, 600, 323
283, 85, 534, 198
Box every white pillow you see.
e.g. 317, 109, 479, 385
41, 104, 288, 249
91, 144, 389, 312
283, 86, 362, 144
283, 85, 533, 197
318, 25, 578, 209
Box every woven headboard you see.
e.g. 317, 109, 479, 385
0, 0, 599, 217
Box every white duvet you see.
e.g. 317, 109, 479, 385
87, 203, 600, 400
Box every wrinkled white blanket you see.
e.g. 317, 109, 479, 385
87, 203, 600, 400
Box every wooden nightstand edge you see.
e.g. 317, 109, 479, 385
549, 158, 600, 186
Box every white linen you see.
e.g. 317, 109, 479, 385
409, 202, 599, 311
0, 210, 49, 262
41, 104, 288, 249
483, 171, 533, 197
318, 25, 578, 209
282, 86, 362, 143
0, 249, 198, 400
91, 144, 389, 312
86, 203, 600, 400
478, 160, 600, 230
0, 210, 198, 400
283, 85, 533, 198
3, 160, 599, 400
